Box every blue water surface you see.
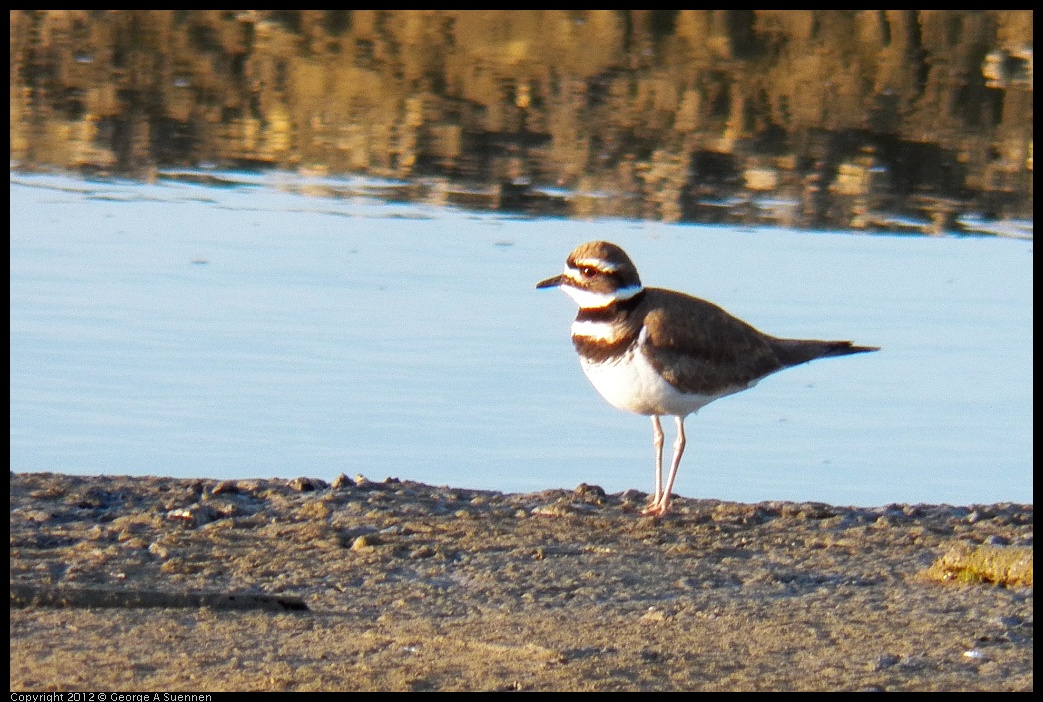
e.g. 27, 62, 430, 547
10, 172, 1033, 506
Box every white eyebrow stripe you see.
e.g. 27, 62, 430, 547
572, 258, 620, 273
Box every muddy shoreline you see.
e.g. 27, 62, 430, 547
10, 472, 1033, 691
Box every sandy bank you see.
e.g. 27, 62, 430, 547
10, 472, 1033, 691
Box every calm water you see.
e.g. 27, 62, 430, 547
10, 172, 1033, 506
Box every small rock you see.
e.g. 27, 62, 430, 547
873, 654, 900, 671
212, 480, 240, 495
289, 477, 328, 492
165, 504, 219, 528
641, 607, 671, 624
574, 483, 606, 498
409, 546, 436, 559
351, 535, 378, 550
531, 503, 573, 517
331, 474, 355, 489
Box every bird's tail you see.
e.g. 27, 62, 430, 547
771, 338, 879, 368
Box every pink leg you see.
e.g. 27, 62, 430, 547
642, 416, 665, 515
644, 416, 686, 516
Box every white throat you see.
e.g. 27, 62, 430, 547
560, 283, 642, 310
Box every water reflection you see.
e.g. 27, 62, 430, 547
10, 11, 1033, 232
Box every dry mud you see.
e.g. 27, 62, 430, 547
9, 472, 1033, 691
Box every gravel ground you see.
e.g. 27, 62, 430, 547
9, 472, 1033, 691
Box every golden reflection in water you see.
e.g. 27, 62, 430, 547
9, 10, 1034, 228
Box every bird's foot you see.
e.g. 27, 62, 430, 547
640, 500, 669, 517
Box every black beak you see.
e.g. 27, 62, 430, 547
536, 274, 565, 289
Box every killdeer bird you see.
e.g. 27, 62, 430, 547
537, 241, 878, 516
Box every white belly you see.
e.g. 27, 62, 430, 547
579, 346, 737, 417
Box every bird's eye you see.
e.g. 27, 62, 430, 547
579, 266, 598, 278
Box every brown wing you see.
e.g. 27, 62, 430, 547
640, 289, 785, 394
